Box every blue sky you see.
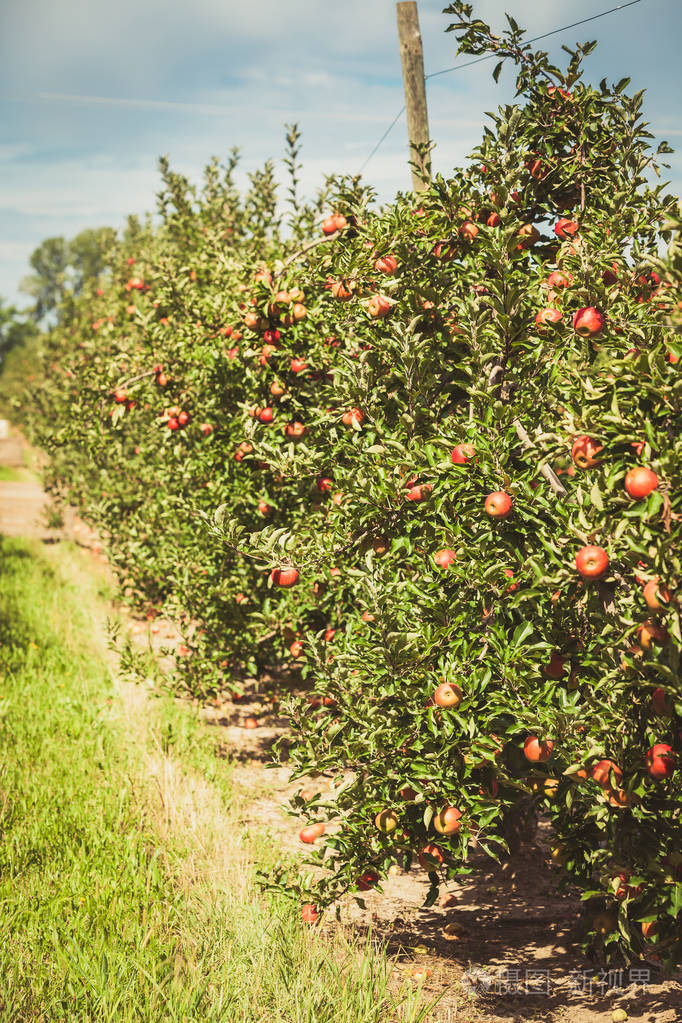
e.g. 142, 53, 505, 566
2, 0, 681, 308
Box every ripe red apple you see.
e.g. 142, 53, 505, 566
652, 687, 672, 716
284, 421, 306, 439
571, 436, 603, 468
450, 443, 475, 464
486, 211, 501, 227
368, 294, 391, 318
624, 466, 658, 499
271, 567, 299, 588
485, 491, 512, 519
258, 500, 273, 516
575, 545, 608, 580
546, 270, 572, 289
643, 578, 672, 611
258, 406, 274, 423
554, 218, 579, 239
270, 380, 285, 397
646, 743, 676, 780
433, 682, 462, 709
200, 422, 213, 436
572, 307, 604, 337
299, 823, 325, 844
517, 223, 540, 249
289, 639, 304, 659
243, 717, 259, 729
317, 476, 333, 493
434, 548, 456, 569
301, 903, 319, 924
591, 759, 623, 789
357, 870, 380, 891
433, 806, 462, 835
459, 219, 479, 241
178, 410, 190, 427
542, 653, 566, 680
523, 736, 554, 762
290, 358, 307, 374
637, 620, 669, 651
321, 213, 347, 235
405, 483, 432, 503
167, 416, 179, 431
374, 254, 398, 275
341, 408, 364, 428
535, 307, 562, 330
418, 843, 445, 870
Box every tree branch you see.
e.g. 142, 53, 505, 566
513, 419, 567, 498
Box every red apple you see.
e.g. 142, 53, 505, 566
547, 270, 573, 289
374, 255, 398, 275
418, 843, 446, 869
485, 491, 512, 519
368, 295, 391, 318
200, 422, 213, 436
643, 579, 672, 611
301, 903, 319, 924
290, 358, 307, 374
575, 545, 608, 580
572, 307, 604, 337
459, 220, 479, 241
299, 823, 325, 843
523, 736, 554, 762
637, 621, 669, 651
341, 408, 364, 428
405, 483, 432, 503
270, 567, 299, 588
571, 436, 603, 469
434, 548, 456, 569
433, 806, 462, 835
433, 682, 462, 709
554, 218, 579, 239
591, 759, 623, 789
646, 743, 676, 780
652, 687, 672, 716
258, 406, 274, 423
535, 307, 562, 330
542, 653, 566, 680
450, 443, 475, 465
356, 869, 380, 891
624, 467, 658, 499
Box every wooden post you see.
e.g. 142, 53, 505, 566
396, 2, 431, 191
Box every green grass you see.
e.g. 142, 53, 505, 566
0, 465, 31, 482
0, 537, 435, 1023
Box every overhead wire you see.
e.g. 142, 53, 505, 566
358, 0, 644, 175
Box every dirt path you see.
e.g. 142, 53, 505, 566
3, 425, 681, 1023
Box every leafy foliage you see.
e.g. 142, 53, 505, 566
6, 6, 682, 970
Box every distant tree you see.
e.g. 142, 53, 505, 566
20, 227, 117, 324
0, 298, 37, 367
20, 237, 68, 324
